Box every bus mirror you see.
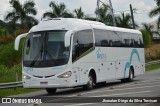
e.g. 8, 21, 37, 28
14, 33, 27, 50
65, 31, 73, 47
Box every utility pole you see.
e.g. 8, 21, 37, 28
96, 0, 100, 21
109, 0, 116, 26
130, 4, 135, 29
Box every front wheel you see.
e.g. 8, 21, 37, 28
83, 74, 94, 90
46, 88, 57, 95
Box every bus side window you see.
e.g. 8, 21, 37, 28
108, 31, 122, 47
133, 34, 140, 48
72, 30, 93, 62
94, 29, 109, 47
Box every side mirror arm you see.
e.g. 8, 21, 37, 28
14, 33, 27, 50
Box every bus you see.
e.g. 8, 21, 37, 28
15, 18, 145, 94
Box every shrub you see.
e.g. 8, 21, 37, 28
140, 29, 152, 48
0, 40, 23, 67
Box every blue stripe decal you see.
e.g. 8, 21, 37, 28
123, 49, 140, 77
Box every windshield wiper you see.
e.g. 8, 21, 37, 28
29, 49, 43, 67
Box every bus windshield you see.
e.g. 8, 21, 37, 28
23, 30, 70, 68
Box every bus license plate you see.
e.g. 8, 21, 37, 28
40, 82, 48, 85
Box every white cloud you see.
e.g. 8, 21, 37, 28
0, 0, 10, 20
0, 0, 158, 25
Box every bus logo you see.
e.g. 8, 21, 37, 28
96, 49, 107, 60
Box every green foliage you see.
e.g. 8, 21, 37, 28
0, 87, 42, 97
0, 64, 22, 83
95, 6, 113, 26
0, 40, 23, 67
145, 63, 160, 71
149, 0, 160, 28
115, 12, 132, 29
42, 1, 73, 19
74, 7, 84, 19
140, 29, 152, 48
5, 0, 38, 30
0, 27, 8, 36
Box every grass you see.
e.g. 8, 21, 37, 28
0, 64, 22, 83
0, 87, 43, 97
145, 63, 160, 72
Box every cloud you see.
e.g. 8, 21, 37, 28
0, 0, 10, 20
0, 0, 157, 25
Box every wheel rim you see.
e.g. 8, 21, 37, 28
88, 76, 93, 88
130, 71, 133, 80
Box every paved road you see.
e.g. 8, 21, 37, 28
1, 69, 160, 106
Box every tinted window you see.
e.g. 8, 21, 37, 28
94, 29, 109, 47
72, 30, 93, 62
121, 33, 135, 47
108, 31, 122, 47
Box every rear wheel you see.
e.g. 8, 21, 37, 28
46, 88, 57, 94
121, 67, 134, 82
127, 68, 134, 82
83, 74, 94, 90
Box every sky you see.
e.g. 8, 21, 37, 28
0, 0, 158, 26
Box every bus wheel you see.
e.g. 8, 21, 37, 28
46, 88, 57, 95
83, 74, 94, 90
127, 68, 134, 82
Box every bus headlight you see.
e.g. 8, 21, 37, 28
22, 74, 31, 79
57, 71, 72, 78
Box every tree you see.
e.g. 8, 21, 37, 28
95, 5, 113, 26
142, 23, 159, 39
140, 29, 152, 48
4, 0, 38, 30
74, 7, 84, 19
42, 1, 73, 19
115, 12, 134, 29
149, 0, 160, 28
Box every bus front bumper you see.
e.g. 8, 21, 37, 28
22, 78, 73, 88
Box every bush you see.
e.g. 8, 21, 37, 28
0, 40, 23, 67
140, 29, 152, 48
0, 35, 14, 44
0, 64, 22, 83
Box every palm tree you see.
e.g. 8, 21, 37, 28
142, 23, 159, 39
149, 0, 160, 28
4, 0, 38, 30
115, 12, 136, 29
95, 5, 113, 26
42, 1, 73, 19
74, 7, 84, 19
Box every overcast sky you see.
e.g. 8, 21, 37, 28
0, 0, 158, 26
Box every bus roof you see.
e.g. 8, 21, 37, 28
29, 18, 141, 34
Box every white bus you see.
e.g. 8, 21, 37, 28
15, 18, 145, 94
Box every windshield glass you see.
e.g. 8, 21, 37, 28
23, 30, 70, 68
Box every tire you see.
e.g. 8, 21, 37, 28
121, 79, 127, 82
121, 68, 134, 82
46, 88, 57, 95
83, 74, 94, 90
127, 68, 134, 82
97, 81, 107, 86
